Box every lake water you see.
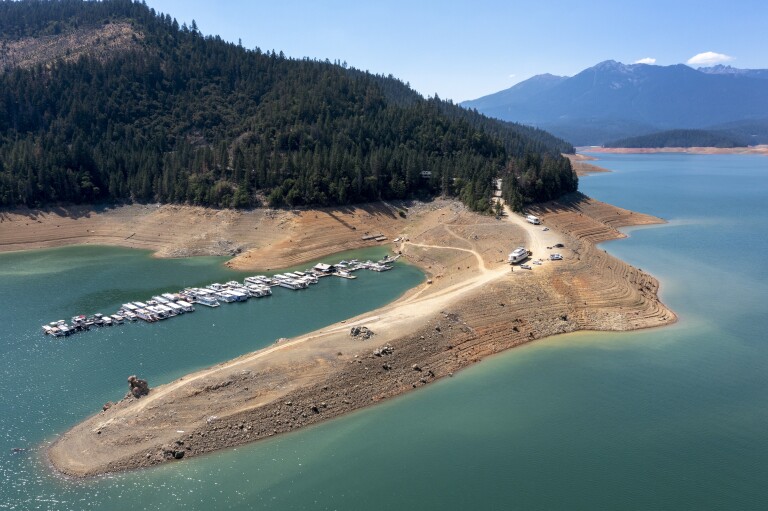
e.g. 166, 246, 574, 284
2, 152, 768, 510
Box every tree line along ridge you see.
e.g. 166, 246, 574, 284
0, 0, 577, 212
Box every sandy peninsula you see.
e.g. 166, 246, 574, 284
565, 154, 612, 175
0, 193, 676, 477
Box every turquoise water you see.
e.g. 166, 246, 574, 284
3, 152, 768, 510
0, 245, 423, 510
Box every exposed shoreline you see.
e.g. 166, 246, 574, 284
0, 202, 411, 271
579, 145, 768, 156
565, 154, 612, 175
0, 196, 675, 478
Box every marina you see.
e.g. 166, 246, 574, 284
40, 256, 399, 337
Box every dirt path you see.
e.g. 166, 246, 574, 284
405, 240, 488, 272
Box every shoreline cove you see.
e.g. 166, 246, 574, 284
0, 196, 675, 477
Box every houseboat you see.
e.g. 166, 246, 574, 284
508, 247, 529, 264
176, 300, 196, 312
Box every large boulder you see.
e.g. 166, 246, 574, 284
127, 375, 150, 398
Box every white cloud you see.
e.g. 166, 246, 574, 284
686, 51, 734, 66
634, 57, 656, 65
508, 74, 516, 79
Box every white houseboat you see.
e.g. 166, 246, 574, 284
508, 247, 529, 264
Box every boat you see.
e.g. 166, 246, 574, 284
276, 277, 308, 289
135, 308, 157, 322
229, 289, 249, 301
245, 275, 276, 286
298, 275, 317, 285
245, 284, 270, 297
179, 289, 197, 301
122, 311, 138, 321
166, 302, 184, 314
47, 323, 63, 336
176, 300, 196, 312
146, 305, 168, 319
215, 290, 238, 303
508, 247, 529, 264
121, 303, 139, 313
520, 264, 532, 270
244, 275, 270, 286
103, 316, 114, 326
73, 319, 89, 331
195, 295, 220, 307
156, 304, 176, 317
70, 315, 89, 331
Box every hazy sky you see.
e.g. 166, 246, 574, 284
145, 0, 768, 102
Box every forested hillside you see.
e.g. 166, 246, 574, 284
605, 129, 748, 149
0, 0, 576, 211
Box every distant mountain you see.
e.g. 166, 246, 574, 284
698, 65, 768, 80
605, 129, 748, 149
462, 60, 768, 145
0, 0, 576, 211
463, 74, 567, 112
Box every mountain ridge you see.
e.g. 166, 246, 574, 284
0, 0, 576, 211
462, 60, 768, 145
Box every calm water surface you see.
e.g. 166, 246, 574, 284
2, 152, 768, 510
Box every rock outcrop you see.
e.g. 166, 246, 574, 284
127, 375, 150, 398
